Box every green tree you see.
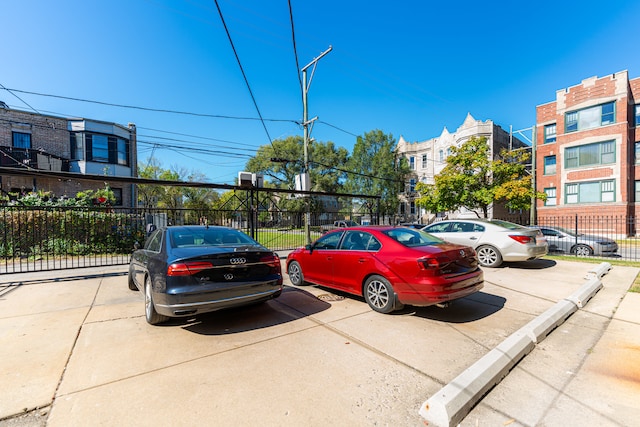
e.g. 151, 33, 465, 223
345, 130, 410, 222
137, 158, 164, 209
183, 171, 219, 224
245, 136, 348, 192
415, 136, 545, 218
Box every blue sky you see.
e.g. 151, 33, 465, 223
2, 0, 639, 185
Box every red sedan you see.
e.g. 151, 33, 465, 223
286, 226, 484, 313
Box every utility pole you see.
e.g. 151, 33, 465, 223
301, 46, 332, 244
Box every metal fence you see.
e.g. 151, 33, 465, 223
3, 204, 639, 274
0, 203, 375, 273
500, 214, 640, 262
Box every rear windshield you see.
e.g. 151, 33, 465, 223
488, 219, 528, 230
382, 228, 444, 247
170, 228, 259, 248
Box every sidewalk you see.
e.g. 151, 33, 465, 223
0, 260, 638, 426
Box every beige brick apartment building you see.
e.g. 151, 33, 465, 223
0, 104, 138, 207
396, 113, 527, 223
536, 70, 640, 226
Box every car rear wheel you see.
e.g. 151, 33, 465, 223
287, 261, 305, 286
476, 245, 502, 268
364, 275, 399, 314
145, 276, 169, 325
572, 244, 593, 257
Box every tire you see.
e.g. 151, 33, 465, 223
476, 245, 502, 268
287, 261, 305, 286
572, 244, 593, 257
363, 275, 399, 314
144, 276, 169, 325
127, 268, 138, 291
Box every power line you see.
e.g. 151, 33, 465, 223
213, 0, 277, 154
287, 0, 303, 101
0, 83, 43, 116
0, 87, 296, 124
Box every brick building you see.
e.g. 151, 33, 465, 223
396, 113, 527, 223
535, 70, 640, 230
0, 104, 138, 207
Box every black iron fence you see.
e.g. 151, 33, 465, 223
0, 204, 375, 273
3, 204, 639, 274
500, 214, 640, 261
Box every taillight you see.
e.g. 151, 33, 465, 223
418, 256, 451, 271
259, 254, 281, 267
509, 235, 533, 244
260, 254, 282, 273
167, 261, 213, 276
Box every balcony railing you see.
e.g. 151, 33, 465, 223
0, 147, 70, 172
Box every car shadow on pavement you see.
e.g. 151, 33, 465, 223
180, 287, 331, 335
498, 258, 557, 269
402, 291, 506, 323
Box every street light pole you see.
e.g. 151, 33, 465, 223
301, 46, 332, 244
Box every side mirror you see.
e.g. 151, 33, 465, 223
134, 241, 141, 251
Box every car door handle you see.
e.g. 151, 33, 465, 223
358, 258, 367, 263
469, 237, 478, 240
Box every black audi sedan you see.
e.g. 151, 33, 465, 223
128, 225, 283, 325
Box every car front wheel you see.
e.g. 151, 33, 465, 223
145, 276, 169, 325
476, 245, 502, 268
287, 261, 305, 286
572, 244, 593, 257
364, 275, 399, 314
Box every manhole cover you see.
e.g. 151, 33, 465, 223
316, 293, 345, 302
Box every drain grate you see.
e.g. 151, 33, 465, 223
316, 293, 345, 302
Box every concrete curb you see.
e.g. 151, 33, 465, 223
418, 262, 612, 427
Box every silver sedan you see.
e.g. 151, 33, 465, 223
532, 225, 618, 257
422, 219, 548, 268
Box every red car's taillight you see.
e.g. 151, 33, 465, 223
509, 235, 533, 244
167, 261, 213, 276
418, 256, 452, 274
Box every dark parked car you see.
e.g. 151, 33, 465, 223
128, 225, 283, 325
532, 225, 618, 256
286, 226, 483, 313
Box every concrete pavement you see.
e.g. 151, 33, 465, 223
0, 259, 638, 426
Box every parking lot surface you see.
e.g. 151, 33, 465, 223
0, 259, 639, 426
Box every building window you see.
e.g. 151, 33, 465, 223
117, 138, 129, 166
409, 156, 415, 170
565, 180, 615, 204
565, 140, 615, 169
410, 201, 416, 215
636, 181, 640, 202
565, 101, 615, 133
421, 154, 427, 168
71, 133, 84, 160
439, 150, 444, 162
544, 188, 556, 206
112, 188, 123, 206
90, 134, 109, 162
409, 179, 416, 193
636, 142, 640, 164
544, 124, 556, 143
12, 132, 31, 149
543, 155, 556, 175
635, 104, 640, 127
